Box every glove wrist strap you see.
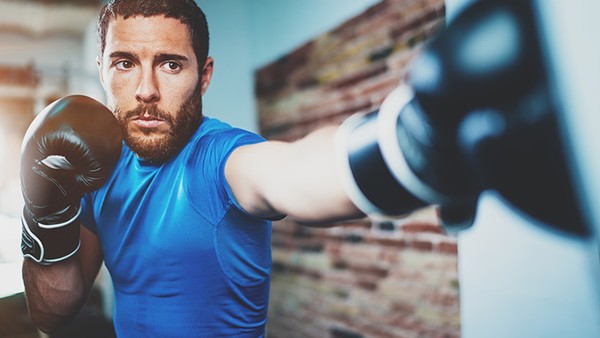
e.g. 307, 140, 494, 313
21, 205, 81, 265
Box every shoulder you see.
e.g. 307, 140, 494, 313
183, 117, 265, 191
188, 117, 265, 160
201, 117, 264, 143
182, 118, 265, 218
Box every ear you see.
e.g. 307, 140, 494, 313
96, 56, 106, 90
200, 57, 214, 96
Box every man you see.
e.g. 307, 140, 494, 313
21, 1, 373, 337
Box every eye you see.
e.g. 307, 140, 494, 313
162, 61, 182, 73
115, 60, 134, 70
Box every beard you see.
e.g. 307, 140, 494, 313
114, 90, 203, 163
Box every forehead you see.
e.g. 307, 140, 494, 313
104, 15, 194, 56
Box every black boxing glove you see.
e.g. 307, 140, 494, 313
335, 85, 478, 229
336, 86, 428, 219
404, 0, 588, 235
20, 95, 122, 264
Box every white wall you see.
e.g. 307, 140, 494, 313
247, 0, 381, 69
196, 0, 379, 132
192, 0, 254, 131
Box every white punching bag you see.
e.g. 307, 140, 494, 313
445, 0, 600, 337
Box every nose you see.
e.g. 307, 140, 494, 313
135, 69, 160, 103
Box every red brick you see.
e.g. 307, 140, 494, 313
409, 238, 434, 251
356, 278, 378, 291
425, 290, 459, 307
400, 221, 444, 234
329, 62, 389, 90
348, 264, 389, 278
365, 234, 407, 248
437, 241, 459, 255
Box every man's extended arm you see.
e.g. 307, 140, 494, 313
226, 125, 364, 224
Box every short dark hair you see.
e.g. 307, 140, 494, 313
97, 0, 209, 70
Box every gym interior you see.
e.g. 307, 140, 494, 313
0, 0, 599, 337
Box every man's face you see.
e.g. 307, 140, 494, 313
98, 15, 213, 162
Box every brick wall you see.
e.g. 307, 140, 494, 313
255, 1, 460, 337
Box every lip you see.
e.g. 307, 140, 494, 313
130, 116, 166, 129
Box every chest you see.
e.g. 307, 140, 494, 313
92, 162, 225, 290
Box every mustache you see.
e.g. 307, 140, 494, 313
121, 104, 174, 124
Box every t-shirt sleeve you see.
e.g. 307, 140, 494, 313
218, 131, 265, 214
79, 193, 97, 233
186, 127, 265, 221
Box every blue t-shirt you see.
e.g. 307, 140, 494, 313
80, 117, 272, 337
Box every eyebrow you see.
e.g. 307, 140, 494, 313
108, 52, 189, 64
109, 51, 137, 61
155, 53, 189, 63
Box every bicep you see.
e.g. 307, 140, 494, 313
225, 141, 289, 220
225, 126, 361, 223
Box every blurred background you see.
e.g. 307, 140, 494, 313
0, 0, 599, 338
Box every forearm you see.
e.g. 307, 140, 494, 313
22, 225, 102, 333
22, 256, 87, 332
227, 125, 364, 224
273, 126, 364, 223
